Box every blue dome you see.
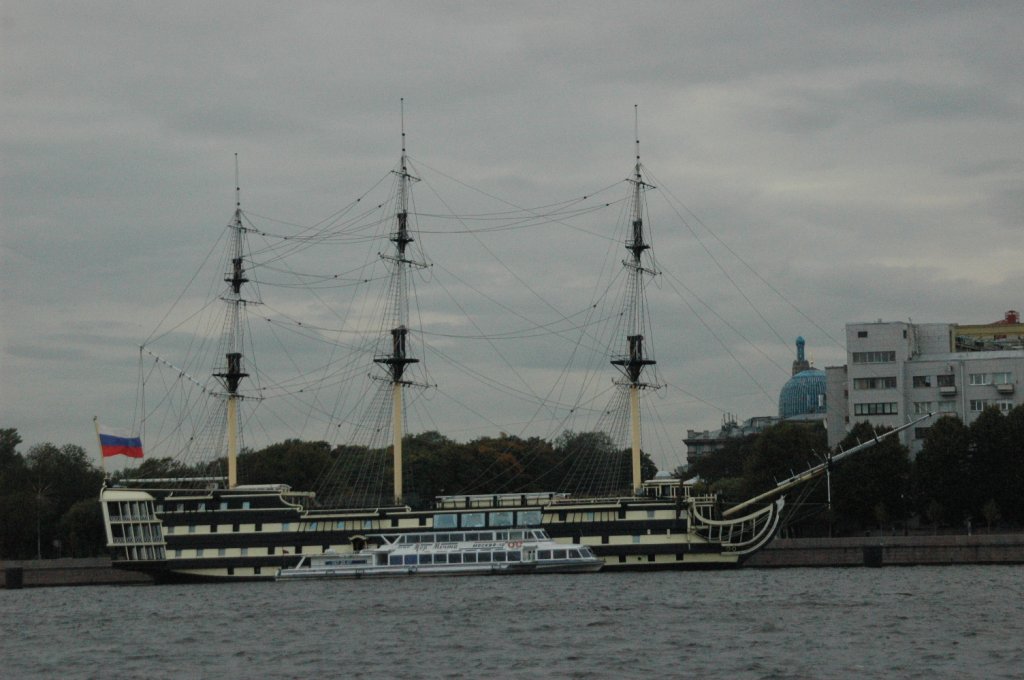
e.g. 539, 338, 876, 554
779, 368, 827, 419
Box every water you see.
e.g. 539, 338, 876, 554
2, 566, 1021, 679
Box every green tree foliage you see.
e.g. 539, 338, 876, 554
740, 422, 827, 499
238, 439, 332, 491
58, 499, 106, 557
832, 422, 911, 531
913, 416, 970, 525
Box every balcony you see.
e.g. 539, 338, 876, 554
996, 383, 1015, 394
939, 385, 957, 396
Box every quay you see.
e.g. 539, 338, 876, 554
746, 532, 1024, 568
4, 533, 1023, 588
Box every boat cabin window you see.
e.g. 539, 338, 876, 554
449, 554, 462, 564
554, 550, 567, 560
538, 550, 551, 560
464, 553, 477, 563
462, 513, 485, 528
493, 551, 507, 562
389, 556, 401, 566
516, 510, 542, 526
420, 555, 433, 565
403, 555, 416, 566
508, 551, 521, 561
570, 549, 581, 558
433, 514, 457, 529
435, 554, 447, 564
489, 511, 513, 527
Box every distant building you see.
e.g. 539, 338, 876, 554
684, 413, 779, 465
778, 337, 827, 422
826, 312, 1024, 455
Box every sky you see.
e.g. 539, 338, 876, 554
3, 2, 1024, 474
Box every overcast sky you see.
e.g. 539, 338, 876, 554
3, 2, 1023, 472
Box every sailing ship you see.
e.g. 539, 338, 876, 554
99, 112, 923, 581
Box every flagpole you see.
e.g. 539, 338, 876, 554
93, 416, 107, 478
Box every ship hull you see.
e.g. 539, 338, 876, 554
100, 481, 781, 582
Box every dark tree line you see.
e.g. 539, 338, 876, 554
0, 428, 106, 559
686, 407, 1024, 535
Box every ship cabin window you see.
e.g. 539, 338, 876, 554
282, 522, 290, 531
220, 502, 228, 510
362, 519, 375, 530
538, 550, 551, 560
493, 552, 507, 562
210, 524, 217, 533
462, 513, 485, 528
464, 553, 477, 563
242, 501, 251, 510
618, 556, 626, 564
268, 547, 275, 555
648, 554, 656, 562
174, 549, 182, 558
295, 546, 302, 554
227, 568, 235, 576
255, 523, 262, 531
403, 555, 417, 566
218, 548, 226, 556
435, 554, 448, 564
254, 567, 261, 575
489, 512, 513, 527
646, 510, 655, 519
155, 504, 163, 513
420, 554, 433, 565
196, 549, 204, 557
240, 548, 248, 556
198, 503, 206, 511
570, 549, 581, 559
177, 503, 184, 512
554, 550, 567, 560
188, 525, 196, 534
433, 514, 457, 529
585, 511, 595, 522
389, 555, 402, 566
309, 522, 318, 530
449, 554, 462, 564
233, 523, 240, 532
508, 551, 521, 561
516, 510, 542, 526
419, 517, 428, 526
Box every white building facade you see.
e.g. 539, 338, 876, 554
827, 320, 1024, 455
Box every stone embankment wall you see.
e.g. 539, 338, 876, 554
747, 533, 1024, 568
1, 558, 152, 588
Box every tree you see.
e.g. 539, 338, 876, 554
58, 499, 106, 557
913, 415, 971, 525
832, 422, 911, 532
968, 407, 1012, 522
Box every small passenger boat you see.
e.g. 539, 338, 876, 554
275, 528, 602, 580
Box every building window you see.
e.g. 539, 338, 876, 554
937, 374, 956, 387
970, 373, 992, 386
857, 331, 868, 338
993, 372, 1013, 385
912, 375, 933, 388
969, 399, 990, 412
997, 400, 1014, 413
852, 351, 896, 364
938, 400, 957, 413
854, 402, 898, 416
913, 402, 933, 415
914, 427, 930, 439
854, 377, 897, 390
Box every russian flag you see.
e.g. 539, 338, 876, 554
98, 424, 144, 458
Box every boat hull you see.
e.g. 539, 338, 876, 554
100, 483, 779, 582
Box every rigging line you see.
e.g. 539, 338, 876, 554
644, 166, 843, 351
409, 156, 624, 243
660, 266, 791, 377
143, 228, 229, 347
417, 180, 587, 351
410, 201, 623, 233
660, 271, 777, 406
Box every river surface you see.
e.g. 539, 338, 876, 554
2, 566, 1021, 679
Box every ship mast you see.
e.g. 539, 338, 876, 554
374, 99, 423, 504
610, 107, 657, 494
213, 154, 250, 489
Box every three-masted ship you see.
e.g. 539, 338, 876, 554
99, 115, 919, 582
